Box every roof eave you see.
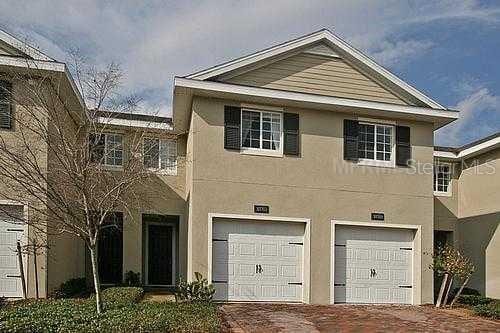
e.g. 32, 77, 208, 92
174, 77, 458, 130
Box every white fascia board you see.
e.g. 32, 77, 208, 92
433, 151, 458, 159
64, 67, 86, 111
434, 136, 500, 160
97, 117, 173, 130
186, 31, 325, 80
175, 77, 459, 123
186, 29, 445, 110
0, 30, 54, 62
322, 31, 445, 110
0, 56, 65, 72
0, 56, 86, 110
458, 136, 500, 158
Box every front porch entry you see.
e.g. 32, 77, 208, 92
143, 214, 179, 287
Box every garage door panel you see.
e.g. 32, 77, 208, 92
0, 212, 27, 298
213, 219, 304, 302
334, 225, 414, 304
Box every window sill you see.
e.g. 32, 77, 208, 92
240, 148, 283, 158
357, 159, 395, 168
147, 168, 177, 176
434, 191, 452, 197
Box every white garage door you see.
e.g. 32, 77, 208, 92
0, 207, 27, 298
212, 219, 304, 302
333, 225, 414, 304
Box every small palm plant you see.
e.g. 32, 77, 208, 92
175, 272, 216, 302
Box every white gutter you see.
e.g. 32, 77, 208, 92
97, 117, 173, 130
175, 77, 459, 122
0, 56, 65, 72
434, 136, 500, 160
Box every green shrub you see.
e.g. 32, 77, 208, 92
0, 297, 220, 332
175, 272, 215, 302
453, 287, 480, 296
51, 277, 88, 299
473, 302, 500, 320
458, 295, 493, 306
99, 287, 144, 309
124, 271, 141, 287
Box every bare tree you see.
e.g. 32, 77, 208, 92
0, 53, 156, 313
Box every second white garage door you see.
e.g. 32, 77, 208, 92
212, 218, 304, 302
332, 225, 414, 304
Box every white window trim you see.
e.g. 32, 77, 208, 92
357, 122, 396, 168
98, 133, 124, 169
240, 108, 284, 157
143, 137, 178, 176
434, 163, 452, 197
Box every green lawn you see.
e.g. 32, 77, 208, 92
0, 288, 220, 332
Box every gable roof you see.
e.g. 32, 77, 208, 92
0, 29, 55, 62
0, 29, 85, 110
434, 132, 500, 160
185, 29, 446, 110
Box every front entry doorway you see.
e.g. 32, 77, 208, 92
143, 215, 178, 286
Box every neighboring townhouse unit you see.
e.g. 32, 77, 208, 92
434, 133, 500, 298
0, 30, 84, 298
0, 28, 498, 305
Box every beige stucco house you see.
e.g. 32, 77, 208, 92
0, 29, 498, 304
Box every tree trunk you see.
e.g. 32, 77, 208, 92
89, 245, 103, 314
436, 273, 448, 307
443, 274, 454, 307
450, 275, 471, 307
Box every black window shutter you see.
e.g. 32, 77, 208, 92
283, 113, 299, 155
224, 106, 241, 150
344, 119, 359, 161
0, 80, 13, 129
396, 126, 411, 166
89, 133, 105, 162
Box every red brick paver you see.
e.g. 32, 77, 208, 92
219, 303, 500, 332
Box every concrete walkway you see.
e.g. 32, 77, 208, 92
219, 303, 500, 332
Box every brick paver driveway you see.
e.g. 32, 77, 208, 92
219, 303, 500, 332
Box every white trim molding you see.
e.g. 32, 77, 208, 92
330, 220, 422, 305
97, 117, 173, 130
434, 135, 500, 161
174, 77, 458, 129
185, 29, 445, 110
207, 213, 311, 303
0, 30, 54, 61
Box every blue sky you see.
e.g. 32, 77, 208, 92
1, 0, 499, 146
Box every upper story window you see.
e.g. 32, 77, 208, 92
358, 122, 394, 167
0, 80, 13, 129
143, 138, 177, 175
89, 133, 123, 167
241, 109, 282, 153
434, 164, 451, 196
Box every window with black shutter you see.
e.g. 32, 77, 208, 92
283, 113, 299, 155
89, 133, 105, 163
224, 106, 241, 150
343, 119, 359, 160
0, 80, 13, 129
396, 126, 411, 166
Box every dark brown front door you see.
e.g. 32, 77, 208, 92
98, 213, 123, 284
148, 224, 174, 285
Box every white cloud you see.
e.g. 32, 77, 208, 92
369, 39, 434, 67
0, 0, 499, 119
435, 83, 500, 146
